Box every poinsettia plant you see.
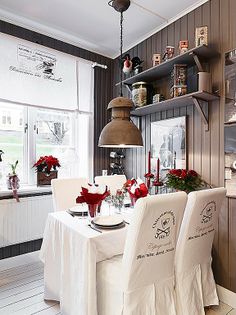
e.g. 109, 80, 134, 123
33, 155, 60, 174
165, 169, 204, 193
124, 178, 148, 204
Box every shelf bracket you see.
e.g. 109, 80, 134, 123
190, 52, 204, 72
125, 84, 132, 93
192, 97, 209, 131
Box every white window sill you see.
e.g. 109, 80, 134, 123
0, 185, 52, 198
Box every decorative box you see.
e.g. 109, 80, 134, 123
170, 85, 187, 98
37, 171, 58, 186
170, 64, 187, 86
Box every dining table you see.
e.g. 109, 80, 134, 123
39, 207, 132, 315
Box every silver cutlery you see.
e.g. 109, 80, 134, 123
88, 223, 102, 233
67, 210, 75, 217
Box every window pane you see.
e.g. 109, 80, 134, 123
0, 103, 25, 185
78, 114, 92, 179
36, 108, 74, 164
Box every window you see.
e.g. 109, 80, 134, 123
0, 104, 25, 184
0, 101, 93, 187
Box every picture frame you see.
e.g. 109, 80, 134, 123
151, 116, 187, 178
195, 26, 208, 47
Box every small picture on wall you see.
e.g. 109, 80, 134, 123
151, 116, 186, 177
195, 26, 208, 47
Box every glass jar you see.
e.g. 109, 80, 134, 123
132, 81, 151, 107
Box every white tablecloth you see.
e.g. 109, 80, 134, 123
40, 211, 130, 315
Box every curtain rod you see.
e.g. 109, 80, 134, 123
92, 62, 108, 69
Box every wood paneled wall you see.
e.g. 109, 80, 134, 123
0, 20, 113, 177
113, 0, 236, 293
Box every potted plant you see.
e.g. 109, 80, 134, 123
7, 160, 20, 202
165, 169, 205, 193
7, 160, 20, 189
33, 155, 60, 186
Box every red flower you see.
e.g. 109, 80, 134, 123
33, 155, 60, 173
180, 169, 188, 179
169, 169, 182, 177
188, 170, 198, 177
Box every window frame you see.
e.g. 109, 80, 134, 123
0, 103, 93, 187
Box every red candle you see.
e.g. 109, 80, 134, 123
156, 158, 160, 181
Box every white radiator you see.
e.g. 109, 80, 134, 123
0, 195, 53, 247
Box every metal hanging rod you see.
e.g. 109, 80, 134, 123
92, 62, 108, 69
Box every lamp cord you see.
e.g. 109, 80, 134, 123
120, 11, 123, 97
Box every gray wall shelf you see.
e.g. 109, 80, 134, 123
116, 45, 219, 86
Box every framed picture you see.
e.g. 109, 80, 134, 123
151, 116, 187, 178
195, 26, 208, 47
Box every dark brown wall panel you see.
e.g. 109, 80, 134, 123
113, 0, 236, 292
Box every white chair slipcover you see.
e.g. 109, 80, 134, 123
175, 187, 226, 315
95, 175, 127, 195
51, 177, 87, 211
97, 192, 188, 315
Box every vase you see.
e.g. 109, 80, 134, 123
37, 171, 57, 186
7, 174, 20, 190
130, 196, 137, 207
88, 203, 99, 218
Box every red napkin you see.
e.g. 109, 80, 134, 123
76, 186, 110, 205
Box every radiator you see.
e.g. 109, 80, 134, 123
0, 195, 53, 247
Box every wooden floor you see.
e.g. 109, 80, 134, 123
0, 251, 235, 315
0, 252, 60, 315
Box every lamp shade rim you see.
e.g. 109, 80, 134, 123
98, 119, 143, 147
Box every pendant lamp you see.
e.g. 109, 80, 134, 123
98, 0, 143, 148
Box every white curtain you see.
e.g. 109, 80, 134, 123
0, 32, 78, 111
76, 59, 94, 181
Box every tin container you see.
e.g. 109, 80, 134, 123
170, 85, 187, 98
132, 81, 152, 107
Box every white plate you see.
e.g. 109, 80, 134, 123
69, 205, 88, 213
92, 215, 123, 227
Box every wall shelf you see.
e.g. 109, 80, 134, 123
130, 91, 219, 131
116, 45, 219, 87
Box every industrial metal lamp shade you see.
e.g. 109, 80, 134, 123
98, 97, 143, 148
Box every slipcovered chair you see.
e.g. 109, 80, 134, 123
51, 177, 87, 211
97, 192, 187, 315
95, 174, 127, 195
175, 187, 226, 315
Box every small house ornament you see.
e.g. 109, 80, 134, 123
163, 46, 175, 61
195, 26, 208, 46
179, 40, 189, 54
152, 53, 161, 67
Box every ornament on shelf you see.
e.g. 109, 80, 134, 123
122, 54, 132, 75
152, 53, 161, 67
132, 56, 143, 75
170, 64, 187, 98
195, 26, 208, 47
163, 46, 175, 61
179, 40, 189, 54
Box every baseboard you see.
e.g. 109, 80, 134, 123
0, 239, 42, 260
217, 284, 236, 309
